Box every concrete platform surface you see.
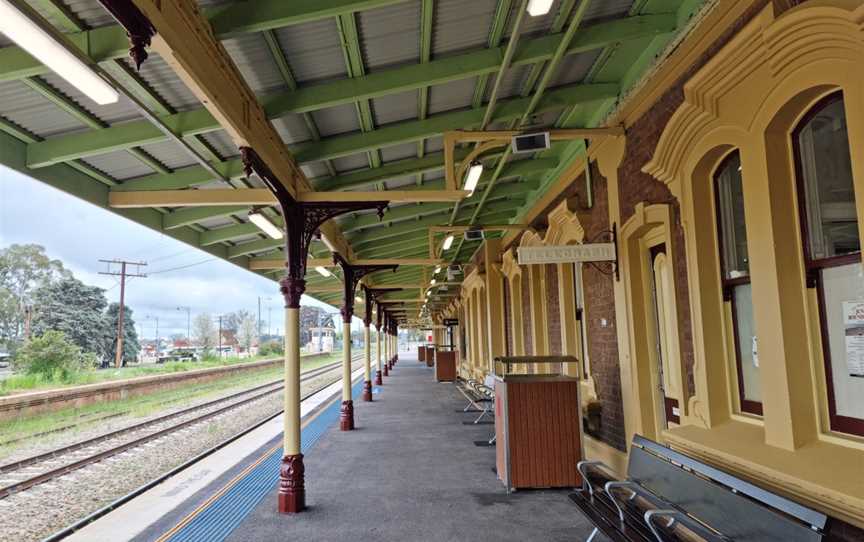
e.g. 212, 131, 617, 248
227, 354, 602, 542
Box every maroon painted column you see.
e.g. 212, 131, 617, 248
374, 301, 383, 385
334, 255, 398, 430
240, 147, 389, 514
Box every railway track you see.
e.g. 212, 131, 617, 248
0, 355, 362, 500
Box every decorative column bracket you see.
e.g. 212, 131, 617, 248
240, 147, 388, 514
96, 0, 156, 70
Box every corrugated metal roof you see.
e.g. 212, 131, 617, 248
223, 32, 287, 95
61, 0, 116, 28
128, 53, 203, 112
0, 80, 86, 138
484, 65, 529, 102
358, 1, 421, 71
39, 72, 141, 126
383, 175, 418, 189
137, 140, 199, 171
272, 114, 312, 145
427, 77, 477, 115
551, 49, 603, 87
311, 103, 361, 137
198, 130, 238, 161
198, 215, 240, 229
274, 19, 346, 85
432, 0, 497, 58
425, 136, 445, 154
332, 153, 371, 174
380, 142, 419, 163
301, 162, 331, 180
81, 149, 154, 180
583, 0, 635, 24
371, 90, 418, 126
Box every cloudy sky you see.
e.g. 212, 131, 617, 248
0, 165, 356, 339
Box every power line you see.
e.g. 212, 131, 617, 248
147, 257, 216, 275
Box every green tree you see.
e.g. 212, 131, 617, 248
235, 310, 257, 353
30, 277, 108, 357
193, 312, 216, 354
0, 244, 71, 348
102, 303, 140, 366
12, 330, 95, 379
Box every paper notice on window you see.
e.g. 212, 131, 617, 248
842, 301, 864, 377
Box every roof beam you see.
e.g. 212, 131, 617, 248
27, 79, 617, 168
109, 189, 468, 208
249, 257, 443, 271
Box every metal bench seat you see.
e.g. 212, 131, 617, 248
570, 435, 827, 542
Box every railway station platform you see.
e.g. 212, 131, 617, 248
69, 354, 599, 542
224, 355, 598, 542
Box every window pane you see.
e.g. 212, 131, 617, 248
797, 98, 860, 259
821, 263, 864, 422
732, 283, 761, 403
716, 152, 750, 279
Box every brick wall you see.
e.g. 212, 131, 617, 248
577, 166, 627, 451
521, 270, 533, 354
546, 264, 562, 356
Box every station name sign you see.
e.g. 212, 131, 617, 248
517, 244, 616, 265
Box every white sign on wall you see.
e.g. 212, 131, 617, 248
517, 244, 616, 265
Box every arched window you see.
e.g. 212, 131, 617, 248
714, 151, 762, 415
793, 92, 863, 437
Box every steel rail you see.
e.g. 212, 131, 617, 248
0, 355, 362, 498
40, 359, 373, 542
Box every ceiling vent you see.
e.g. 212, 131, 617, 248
463, 229, 484, 242
511, 131, 550, 154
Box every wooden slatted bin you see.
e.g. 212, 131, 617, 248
435, 351, 456, 382
494, 375, 583, 490
418, 346, 426, 362
425, 347, 434, 367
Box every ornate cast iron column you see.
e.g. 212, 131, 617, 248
383, 313, 391, 374
241, 148, 387, 514
334, 254, 398, 429
361, 285, 374, 401
374, 301, 384, 385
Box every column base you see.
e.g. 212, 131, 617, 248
383, 364, 389, 377
374, 370, 383, 385
339, 400, 354, 431
278, 453, 305, 513
362, 380, 373, 402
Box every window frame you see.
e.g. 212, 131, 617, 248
713, 150, 763, 416
791, 91, 864, 437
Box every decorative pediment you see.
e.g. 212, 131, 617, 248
501, 248, 522, 280
545, 200, 586, 245
643, 1, 864, 191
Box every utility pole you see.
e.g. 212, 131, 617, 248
217, 315, 223, 358
257, 296, 262, 345
99, 259, 147, 368
176, 306, 191, 343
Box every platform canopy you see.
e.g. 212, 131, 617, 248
0, 0, 704, 322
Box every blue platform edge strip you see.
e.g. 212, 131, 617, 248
165, 379, 373, 542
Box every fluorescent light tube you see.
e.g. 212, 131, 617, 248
248, 211, 283, 239
433, 266, 441, 274
0, 0, 119, 105
355, 296, 363, 303
430, 279, 437, 285
442, 235, 454, 251
463, 162, 483, 196
315, 266, 331, 277
527, 0, 554, 17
